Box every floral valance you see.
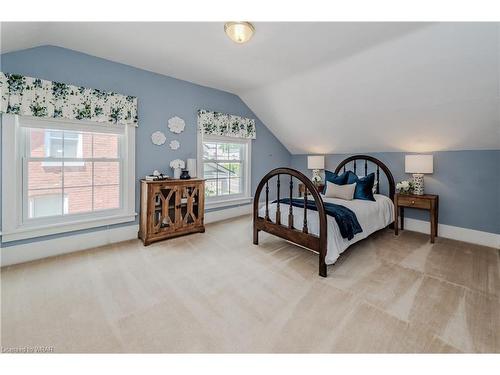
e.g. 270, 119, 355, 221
198, 109, 256, 139
0, 72, 138, 126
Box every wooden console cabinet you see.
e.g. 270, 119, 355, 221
138, 179, 205, 245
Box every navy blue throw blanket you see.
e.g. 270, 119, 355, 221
274, 198, 362, 240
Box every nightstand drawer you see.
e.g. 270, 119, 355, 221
397, 196, 431, 209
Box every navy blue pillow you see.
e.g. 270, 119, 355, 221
324, 170, 348, 185
345, 171, 358, 184
347, 171, 376, 201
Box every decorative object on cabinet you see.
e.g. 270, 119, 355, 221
180, 170, 191, 179
138, 179, 205, 245
169, 139, 180, 150
145, 174, 169, 181
395, 193, 439, 243
151, 131, 166, 145
396, 179, 414, 194
170, 159, 185, 179
405, 154, 433, 195
307, 155, 324, 186
187, 158, 197, 178
145, 170, 169, 181
168, 116, 186, 134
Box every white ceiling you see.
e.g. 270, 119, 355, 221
1, 22, 499, 153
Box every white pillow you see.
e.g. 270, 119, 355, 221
323, 182, 356, 200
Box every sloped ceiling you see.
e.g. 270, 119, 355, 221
1, 22, 499, 153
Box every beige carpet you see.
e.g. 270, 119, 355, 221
1, 215, 499, 353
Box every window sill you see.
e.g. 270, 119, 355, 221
205, 196, 252, 209
0, 212, 137, 243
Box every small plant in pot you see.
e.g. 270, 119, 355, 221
396, 180, 414, 194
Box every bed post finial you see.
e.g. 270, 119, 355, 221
288, 176, 294, 229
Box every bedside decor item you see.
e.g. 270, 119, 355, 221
307, 155, 325, 186
180, 170, 191, 180
138, 179, 205, 245
151, 131, 166, 145
396, 180, 414, 194
170, 159, 185, 179
169, 140, 180, 150
405, 154, 433, 195
168, 116, 186, 134
395, 193, 439, 243
187, 158, 197, 178
224, 22, 255, 44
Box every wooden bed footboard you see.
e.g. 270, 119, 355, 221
253, 168, 328, 277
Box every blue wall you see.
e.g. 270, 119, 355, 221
1, 45, 498, 247
0, 45, 291, 246
292, 151, 500, 234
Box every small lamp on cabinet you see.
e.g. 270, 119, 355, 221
405, 154, 433, 195
307, 155, 324, 186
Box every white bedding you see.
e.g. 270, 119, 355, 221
259, 194, 394, 265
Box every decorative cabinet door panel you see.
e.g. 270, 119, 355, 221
178, 183, 202, 227
150, 185, 178, 234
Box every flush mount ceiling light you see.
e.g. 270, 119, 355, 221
224, 22, 255, 44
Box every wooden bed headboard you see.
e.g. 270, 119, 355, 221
333, 155, 395, 202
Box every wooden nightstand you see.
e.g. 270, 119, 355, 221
298, 183, 324, 197
394, 193, 439, 243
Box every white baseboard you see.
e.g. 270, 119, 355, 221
1, 224, 139, 267
403, 218, 500, 249
205, 204, 252, 224
4, 209, 495, 267
1, 204, 254, 267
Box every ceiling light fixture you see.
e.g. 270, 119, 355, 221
224, 22, 255, 44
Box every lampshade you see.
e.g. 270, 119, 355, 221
405, 154, 433, 174
224, 22, 255, 44
307, 155, 324, 170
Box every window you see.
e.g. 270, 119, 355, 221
1, 115, 136, 242
199, 135, 251, 207
42, 130, 83, 167
29, 194, 69, 218
26, 127, 121, 219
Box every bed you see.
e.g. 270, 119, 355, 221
253, 155, 395, 277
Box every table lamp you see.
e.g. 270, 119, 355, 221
307, 155, 324, 186
405, 154, 433, 195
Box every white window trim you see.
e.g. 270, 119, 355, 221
1, 114, 136, 242
197, 133, 252, 209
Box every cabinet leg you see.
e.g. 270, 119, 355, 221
400, 207, 405, 231
430, 211, 436, 243
394, 205, 399, 236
